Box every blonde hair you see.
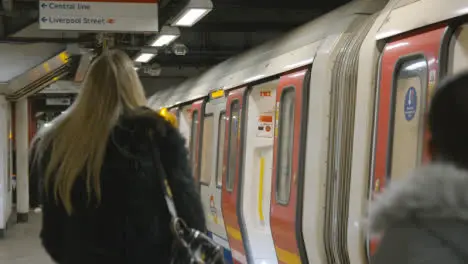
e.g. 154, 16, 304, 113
33, 50, 147, 214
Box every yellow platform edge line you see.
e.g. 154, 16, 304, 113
276, 246, 301, 264
226, 225, 242, 242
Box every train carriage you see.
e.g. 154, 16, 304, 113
149, 0, 468, 263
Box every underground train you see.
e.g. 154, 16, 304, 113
148, 0, 468, 263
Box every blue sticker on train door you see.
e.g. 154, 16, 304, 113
404, 87, 417, 121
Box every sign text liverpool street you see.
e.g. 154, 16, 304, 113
39, 0, 159, 32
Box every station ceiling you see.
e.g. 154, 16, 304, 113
0, 0, 351, 92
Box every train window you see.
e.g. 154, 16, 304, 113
216, 112, 227, 188
226, 101, 240, 192
200, 114, 214, 185
388, 57, 427, 181
276, 88, 295, 205
448, 23, 468, 76
190, 110, 199, 176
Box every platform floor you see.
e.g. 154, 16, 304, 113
0, 212, 53, 264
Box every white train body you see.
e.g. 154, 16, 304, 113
149, 0, 468, 263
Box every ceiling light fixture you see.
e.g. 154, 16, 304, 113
171, 0, 213, 27
134, 53, 155, 63
150, 26, 181, 47
152, 35, 178, 47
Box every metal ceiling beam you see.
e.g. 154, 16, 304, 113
212, 0, 347, 10
11, 0, 38, 10
190, 22, 303, 32
0, 34, 94, 43
151, 54, 233, 67
0, 37, 85, 43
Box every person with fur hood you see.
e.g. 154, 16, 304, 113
369, 71, 468, 263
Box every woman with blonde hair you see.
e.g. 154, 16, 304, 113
30, 50, 206, 263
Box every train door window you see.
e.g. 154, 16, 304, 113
226, 101, 240, 192
216, 112, 226, 187
190, 110, 199, 174
180, 106, 192, 149
448, 23, 468, 76
389, 58, 427, 181
276, 88, 295, 205
200, 114, 214, 185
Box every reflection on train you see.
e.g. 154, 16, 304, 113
149, 0, 468, 263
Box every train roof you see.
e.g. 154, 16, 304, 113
150, 0, 387, 108
376, 0, 468, 40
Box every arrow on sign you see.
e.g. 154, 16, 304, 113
107, 18, 115, 24
41, 17, 47, 22
41, 3, 47, 8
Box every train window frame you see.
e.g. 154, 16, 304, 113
275, 86, 296, 206
216, 111, 227, 189
189, 110, 199, 176
386, 55, 428, 182
446, 23, 468, 76
199, 113, 214, 186
226, 100, 240, 192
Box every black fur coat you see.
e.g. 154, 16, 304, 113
31, 108, 206, 264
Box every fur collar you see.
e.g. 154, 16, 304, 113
368, 163, 468, 234
112, 109, 175, 158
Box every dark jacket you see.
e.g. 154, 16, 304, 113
369, 163, 468, 264
31, 108, 206, 264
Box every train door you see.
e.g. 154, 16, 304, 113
241, 79, 279, 264
369, 25, 446, 256
179, 104, 192, 150
447, 23, 468, 76
222, 87, 247, 264
199, 89, 232, 262
270, 68, 309, 264
189, 100, 204, 183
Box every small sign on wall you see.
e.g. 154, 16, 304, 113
404, 87, 417, 121
257, 112, 274, 138
46, 97, 71, 106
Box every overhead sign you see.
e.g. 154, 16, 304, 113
39, 0, 159, 32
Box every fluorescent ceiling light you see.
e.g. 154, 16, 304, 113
173, 8, 210, 27
135, 53, 155, 63
151, 35, 179, 47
